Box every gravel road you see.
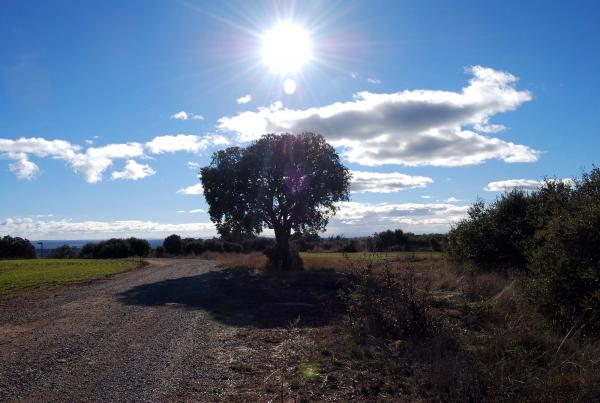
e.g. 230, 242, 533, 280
0, 259, 250, 402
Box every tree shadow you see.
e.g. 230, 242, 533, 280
118, 268, 350, 328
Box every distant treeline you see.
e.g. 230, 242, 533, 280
0, 229, 446, 260
447, 167, 600, 334
0, 235, 37, 259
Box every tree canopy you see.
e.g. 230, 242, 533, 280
201, 133, 351, 269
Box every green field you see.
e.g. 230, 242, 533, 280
0, 259, 141, 298
300, 251, 442, 260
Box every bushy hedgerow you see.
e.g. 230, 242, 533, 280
50, 244, 78, 259
80, 237, 149, 259
0, 235, 36, 259
448, 167, 600, 333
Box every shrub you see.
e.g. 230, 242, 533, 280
128, 237, 150, 257
446, 191, 537, 272
528, 169, 600, 333
341, 264, 434, 343
94, 238, 132, 259
50, 244, 78, 259
0, 235, 36, 259
183, 239, 205, 255
223, 241, 243, 253
204, 238, 224, 253
80, 242, 97, 258
163, 234, 182, 255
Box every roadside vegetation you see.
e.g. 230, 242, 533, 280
0, 259, 141, 298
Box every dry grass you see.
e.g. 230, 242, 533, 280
213, 251, 600, 401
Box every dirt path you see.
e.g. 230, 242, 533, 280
0, 259, 271, 402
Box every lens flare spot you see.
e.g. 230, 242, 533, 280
283, 78, 297, 94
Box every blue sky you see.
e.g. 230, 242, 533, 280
1, 0, 599, 240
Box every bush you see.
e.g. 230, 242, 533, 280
528, 169, 600, 333
163, 234, 182, 255
341, 264, 434, 343
446, 191, 536, 272
50, 244, 78, 259
183, 239, 205, 255
0, 235, 36, 259
128, 237, 150, 257
204, 238, 224, 253
94, 238, 132, 259
80, 242, 97, 258
223, 241, 243, 253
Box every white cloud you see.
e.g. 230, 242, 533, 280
0, 217, 215, 239
177, 183, 204, 195
9, 156, 40, 180
0, 137, 145, 183
69, 143, 145, 183
484, 178, 573, 192
367, 77, 381, 84
171, 111, 204, 121
350, 170, 432, 193
421, 195, 433, 199
217, 66, 539, 167
177, 209, 205, 214
145, 134, 228, 154
444, 197, 464, 203
329, 201, 469, 234
187, 161, 200, 170
111, 160, 156, 181
237, 94, 252, 104
0, 134, 228, 183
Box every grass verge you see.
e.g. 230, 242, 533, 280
0, 259, 142, 299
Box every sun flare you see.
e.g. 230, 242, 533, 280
261, 22, 312, 74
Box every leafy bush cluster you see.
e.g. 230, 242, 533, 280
319, 232, 445, 253
161, 234, 249, 256
49, 244, 78, 259
0, 235, 36, 259
447, 168, 600, 332
81, 237, 150, 259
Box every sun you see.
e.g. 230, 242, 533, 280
261, 22, 312, 75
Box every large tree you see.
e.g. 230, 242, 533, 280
201, 133, 351, 269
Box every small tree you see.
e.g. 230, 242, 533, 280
201, 133, 350, 269
163, 234, 182, 255
128, 237, 150, 257
0, 235, 36, 259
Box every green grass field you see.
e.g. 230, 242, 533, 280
0, 259, 141, 298
300, 251, 442, 260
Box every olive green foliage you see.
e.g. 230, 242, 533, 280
447, 168, 600, 333
201, 133, 350, 269
50, 244, 78, 259
81, 237, 150, 259
0, 235, 36, 259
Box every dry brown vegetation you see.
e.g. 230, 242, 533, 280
215, 252, 600, 401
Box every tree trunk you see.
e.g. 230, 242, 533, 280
274, 227, 293, 270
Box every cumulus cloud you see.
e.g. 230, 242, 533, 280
145, 134, 228, 154
177, 183, 204, 195
0, 217, 215, 239
237, 94, 252, 104
111, 160, 156, 181
367, 77, 381, 84
177, 209, 205, 214
218, 66, 539, 167
350, 170, 432, 193
9, 156, 40, 180
484, 178, 573, 192
187, 161, 200, 170
171, 111, 204, 120
444, 197, 464, 203
0, 134, 227, 183
329, 201, 470, 234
